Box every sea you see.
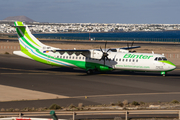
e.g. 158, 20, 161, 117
34, 31, 180, 42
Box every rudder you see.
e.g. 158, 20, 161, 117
14, 21, 46, 51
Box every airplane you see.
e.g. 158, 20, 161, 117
13, 21, 176, 76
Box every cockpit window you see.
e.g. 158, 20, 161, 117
154, 57, 167, 61
158, 57, 162, 60
162, 57, 167, 60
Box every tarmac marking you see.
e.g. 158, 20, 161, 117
0, 67, 59, 73
100, 74, 158, 77
0, 84, 69, 102
100, 74, 132, 77
72, 92, 180, 99
0, 67, 84, 75
0, 67, 179, 76
0, 72, 84, 75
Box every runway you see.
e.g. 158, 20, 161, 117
0, 54, 180, 109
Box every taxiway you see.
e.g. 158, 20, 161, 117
0, 54, 180, 109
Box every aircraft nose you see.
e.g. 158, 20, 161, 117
168, 64, 176, 70
172, 65, 176, 69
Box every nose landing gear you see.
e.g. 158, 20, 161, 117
161, 71, 166, 77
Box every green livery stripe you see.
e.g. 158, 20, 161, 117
14, 21, 112, 71
16, 28, 38, 50
20, 44, 27, 51
16, 21, 24, 26
56, 58, 112, 71
21, 45, 64, 67
19, 27, 40, 47
14, 22, 17, 26
15, 22, 40, 47
16, 26, 78, 67
159, 61, 176, 66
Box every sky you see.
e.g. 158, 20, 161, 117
0, 0, 180, 24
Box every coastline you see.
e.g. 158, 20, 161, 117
1, 29, 180, 35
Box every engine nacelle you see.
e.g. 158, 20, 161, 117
82, 50, 103, 59
116, 49, 129, 53
90, 50, 103, 59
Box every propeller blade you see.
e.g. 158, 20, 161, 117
105, 41, 107, 52
100, 46, 103, 52
127, 43, 129, 49
99, 41, 109, 66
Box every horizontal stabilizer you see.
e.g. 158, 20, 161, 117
12, 25, 26, 28
121, 46, 141, 50
53, 49, 90, 52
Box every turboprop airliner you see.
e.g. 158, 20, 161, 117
13, 21, 176, 76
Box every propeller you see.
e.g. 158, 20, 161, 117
99, 41, 111, 65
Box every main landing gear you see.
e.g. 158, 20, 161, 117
86, 69, 97, 75
87, 69, 93, 75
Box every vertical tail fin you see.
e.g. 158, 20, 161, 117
14, 21, 58, 51
14, 21, 46, 51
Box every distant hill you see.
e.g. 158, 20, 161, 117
3, 16, 35, 22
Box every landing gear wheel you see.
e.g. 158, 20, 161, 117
87, 69, 93, 75
161, 71, 166, 77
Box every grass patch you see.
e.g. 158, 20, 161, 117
49, 103, 61, 110
4, 52, 9, 54
171, 100, 179, 104
131, 101, 140, 106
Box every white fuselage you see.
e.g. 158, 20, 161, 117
43, 50, 175, 72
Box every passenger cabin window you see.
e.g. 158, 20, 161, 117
119, 59, 121, 61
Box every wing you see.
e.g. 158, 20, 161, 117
52, 45, 140, 59
110, 46, 141, 52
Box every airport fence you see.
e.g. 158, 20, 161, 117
0, 110, 180, 120
0, 46, 20, 50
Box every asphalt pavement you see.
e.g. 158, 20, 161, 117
0, 54, 180, 109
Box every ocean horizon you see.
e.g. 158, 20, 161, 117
34, 31, 180, 42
